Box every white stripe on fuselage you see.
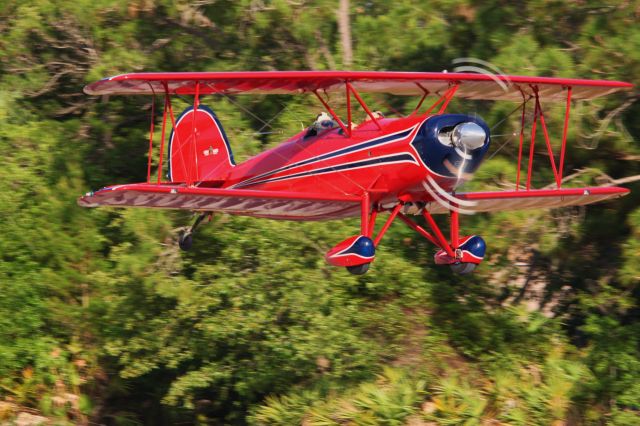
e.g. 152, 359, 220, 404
230, 123, 420, 188
234, 152, 419, 188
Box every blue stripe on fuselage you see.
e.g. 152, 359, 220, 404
236, 153, 417, 187
232, 126, 416, 188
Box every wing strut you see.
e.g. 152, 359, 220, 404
536, 88, 562, 187
346, 82, 352, 135
314, 83, 386, 137
515, 93, 527, 190
145, 80, 211, 186
190, 81, 201, 185
157, 85, 170, 184
559, 87, 573, 182
415, 84, 460, 116
346, 82, 382, 129
145, 84, 171, 185
437, 84, 459, 114
146, 85, 156, 183
518, 86, 574, 190
526, 91, 539, 190
411, 83, 430, 115
313, 89, 351, 137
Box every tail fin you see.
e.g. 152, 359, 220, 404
168, 105, 235, 183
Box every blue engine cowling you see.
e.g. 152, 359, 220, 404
411, 114, 491, 179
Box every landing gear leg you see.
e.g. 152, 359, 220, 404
445, 209, 485, 275
326, 193, 377, 274
179, 212, 207, 251
397, 207, 486, 274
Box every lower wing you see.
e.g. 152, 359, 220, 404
424, 186, 629, 214
78, 183, 361, 221
78, 183, 628, 220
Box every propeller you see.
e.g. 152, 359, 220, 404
422, 176, 477, 215
422, 121, 486, 215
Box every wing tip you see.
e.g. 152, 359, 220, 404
77, 195, 98, 208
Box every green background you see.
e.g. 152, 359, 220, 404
0, 1, 639, 424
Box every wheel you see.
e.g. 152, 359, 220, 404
346, 263, 370, 275
450, 262, 477, 275
178, 232, 193, 251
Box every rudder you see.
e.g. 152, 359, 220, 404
168, 105, 235, 183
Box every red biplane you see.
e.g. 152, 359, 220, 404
79, 71, 632, 275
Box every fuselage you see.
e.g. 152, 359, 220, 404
222, 113, 491, 206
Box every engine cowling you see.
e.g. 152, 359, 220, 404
410, 114, 491, 185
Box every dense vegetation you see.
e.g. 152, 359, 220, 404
1, 1, 639, 424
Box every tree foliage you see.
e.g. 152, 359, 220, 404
0, 0, 639, 424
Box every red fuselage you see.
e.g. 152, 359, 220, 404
79, 111, 492, 222
222, 115, 463, 206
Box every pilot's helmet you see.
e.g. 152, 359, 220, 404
314, 112, 335, 130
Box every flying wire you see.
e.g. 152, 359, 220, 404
255, 102, 291, 134
203, 83, 273, 129
486, 99, 529, 160
487, 132, 517, 160
490, 99, 529, 131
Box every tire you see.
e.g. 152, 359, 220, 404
178, 233, 193, 251
450, 262, 477, 275
346, 263, 370, 275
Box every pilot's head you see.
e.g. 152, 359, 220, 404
314, 112, 335, 130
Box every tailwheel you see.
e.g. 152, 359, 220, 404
346, 263, 370, 275
178, 212, 209, 251
178, 232, 193, 251
449, 262, 477, 275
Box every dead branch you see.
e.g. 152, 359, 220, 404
337, 0, 353, 67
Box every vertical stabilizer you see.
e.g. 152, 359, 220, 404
168, 105, 235, 183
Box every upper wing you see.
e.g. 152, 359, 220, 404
83, 71, 632, 101
424, 186, 629, 214
78, 183, 361, 221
